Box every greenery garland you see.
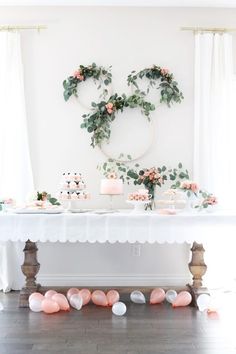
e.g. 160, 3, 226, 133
63, 63, 112, 101
127, 65, 184, 107
81, 93, 155, 148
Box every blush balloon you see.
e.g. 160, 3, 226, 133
92, 290, 108, 307
29, 292, 44, 303
79, 289, 91, 306
107, 290, 120, 306
150, 288, 166, 304
44, 290, 57, 299
42, 299, 60, 314
172, 291, 192, 308
52, 293, 70, 311
67, 288, 79, 300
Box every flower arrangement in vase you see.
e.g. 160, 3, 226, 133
196, 191, 218, 211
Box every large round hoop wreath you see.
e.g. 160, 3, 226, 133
63, 63, 183, 148
63, 63, 112, 101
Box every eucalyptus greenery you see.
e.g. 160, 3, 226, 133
127, 65, 184, 107
97, 154, 139, 183
37, 191, 60, 206
81, 93, 155, 148
63, 63, 112, 101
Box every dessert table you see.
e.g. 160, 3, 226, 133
0, 210, 236, 307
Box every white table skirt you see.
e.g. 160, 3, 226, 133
1, 210, 236, 244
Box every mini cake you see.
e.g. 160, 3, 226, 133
100, 178, 123, 195
59, 172, 90, 201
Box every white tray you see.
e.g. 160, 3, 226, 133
12, 208, 64, 214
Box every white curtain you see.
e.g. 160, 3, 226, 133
0, 32, 34, 292
194, 32, 236, 289
194, 32, 235, 207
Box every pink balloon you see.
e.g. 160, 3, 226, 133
107, 290, 120, 306
150, 288, 166, 304
42, 299, 60, 314
52, 293, 70, 311
44, 290, 57, 299
79, 289, 91, 306
92, 290, 108, 307
67, 288, 79, 300
29, 292, 44, 303
172, 291, 192, 308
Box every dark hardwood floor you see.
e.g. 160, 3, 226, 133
0, 291, 236, 354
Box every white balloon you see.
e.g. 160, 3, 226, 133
29, 299, 42, 312
69, 294, 83, 310
112, 302, 127, 316
130, 290, 146, 304
165, 289, 177, 304
197, 294, 211, 312
0, 302, 3, 311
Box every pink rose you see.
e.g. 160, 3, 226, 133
190, 183, 198, 193
161, 68, 169, 76
206, 196, 217, 205
105, 102, 114, 114
73, 70, 84, 81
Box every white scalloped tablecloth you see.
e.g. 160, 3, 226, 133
1, 210, 236, 244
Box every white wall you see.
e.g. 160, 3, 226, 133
1, 6, 236, 286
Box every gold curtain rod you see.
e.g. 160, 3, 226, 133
181, 27, 236, 33
0, 25, 47, 32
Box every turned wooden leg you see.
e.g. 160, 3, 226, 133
187, 241, 209, 306
19, 240, 41, 308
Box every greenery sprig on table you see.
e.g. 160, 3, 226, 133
37, 191, 60, 206
63, 63, 112, 101
97, 154, 140, 183
127, 65, 184, 107
81, 93, 155, 147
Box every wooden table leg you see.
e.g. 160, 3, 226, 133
19, 240, 41, 308
187, 241, 209, 306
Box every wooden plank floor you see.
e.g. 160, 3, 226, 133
0, 291, 236, 354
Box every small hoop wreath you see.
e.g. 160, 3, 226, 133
63, 63, 112, 102
127, 65, 184, 107
81, 93, 155, 148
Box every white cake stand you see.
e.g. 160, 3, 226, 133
126, 200, 149, 213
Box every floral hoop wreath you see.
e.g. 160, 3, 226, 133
63, 64, 184, 149
81, 93, 155, 148
127, 65, 184, 107
63, 63, 112, 103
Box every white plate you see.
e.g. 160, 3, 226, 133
12, 208, 64, 214
69, 209, 91, 213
